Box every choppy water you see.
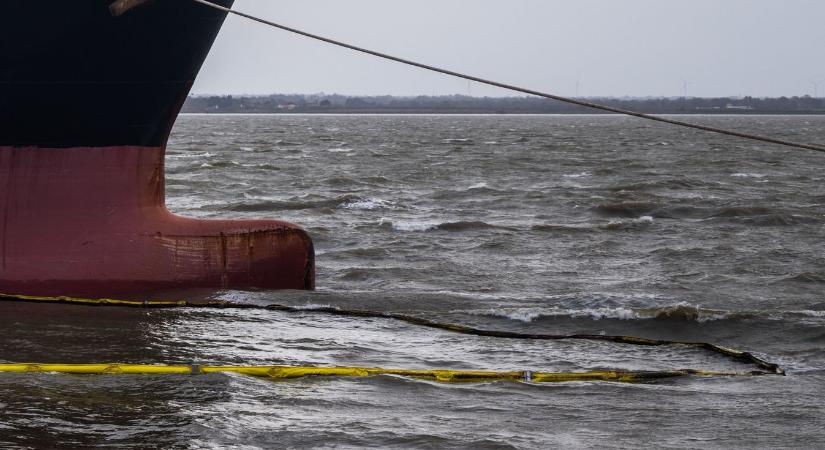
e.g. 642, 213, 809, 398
2, 114, 825, 448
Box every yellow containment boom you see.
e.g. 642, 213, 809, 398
0, 363, 768, 384
0, 364, 191, 375
0, 292, 786, 376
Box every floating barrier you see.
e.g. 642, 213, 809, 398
0, 292, 786, 381
0, 363, 770, 384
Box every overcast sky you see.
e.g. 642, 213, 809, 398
193, 0, 825, 98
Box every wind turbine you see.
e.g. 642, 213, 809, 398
680, 77, 693, 98
810, 78, 825, 98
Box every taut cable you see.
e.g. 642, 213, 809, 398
191, 0, 825, 154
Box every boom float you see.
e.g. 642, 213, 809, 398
0, 0, 314, 297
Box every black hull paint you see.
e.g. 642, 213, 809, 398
0, 0, 234, 147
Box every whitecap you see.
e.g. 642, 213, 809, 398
379, 218, 440, 232
606, 216, 654, 228
472, 302, 741, 323
340, 198, 392, 210
667, 191, 715, 200
793, 310, 825, 318
167, 151, 214, 159
295, 303, 335, 310
474, 307, 640, 323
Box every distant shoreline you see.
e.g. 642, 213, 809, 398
180, 112, 825, 117
182, 94, 825, 115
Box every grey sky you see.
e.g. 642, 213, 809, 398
193, 0, 825, 98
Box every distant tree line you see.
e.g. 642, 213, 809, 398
181, 94, 825, 115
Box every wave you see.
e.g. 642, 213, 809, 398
603, 216, 654, 230
606, 178, 707, 192
247, 163, 280, 170
340, 198, 393, 211
379, 219, 440, 232
438, 221, 512, 232
594, 202, 660, 217
228, 195, 400, 213
777, 272, 825, 284
430, 185, 507, 199
708, 206, 776, 218
322, 175, 393, 187
441, 138, 475, 145
337, 267, 420, 281
293, 303, 334, 310
166, 151, 214, 159
324, 247, 392, 258
705, 207, 820, 226
379, 219, 512, 233
202, 160, 240, 168
734, 214, 820, 226
532, 218, 653, 233
594, 202, 821, 226
273, 139, 303, 146
323, 176, 359, 186
227, 195, 361, 212
472, 304, 721, 323
381, 209, 809, 234
530, 223, 596, 233
471, 303, 825, 324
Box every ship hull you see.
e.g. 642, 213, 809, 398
1, 0, 233, 147
0, 1, 315, 297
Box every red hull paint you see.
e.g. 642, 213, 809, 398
0, 146, 314, 297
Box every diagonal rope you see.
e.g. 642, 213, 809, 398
191, 0, 825, 154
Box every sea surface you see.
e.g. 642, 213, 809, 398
2, 114, 824, 449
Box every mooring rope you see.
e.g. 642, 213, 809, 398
190, 0, 825, 154
0, 293, 785, 376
